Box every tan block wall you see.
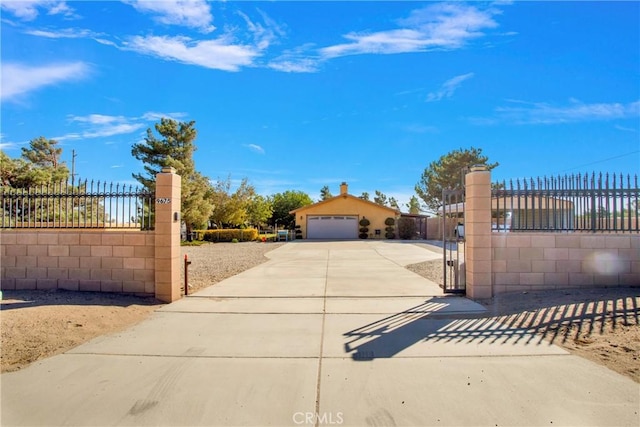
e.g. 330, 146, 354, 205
1, 230, 155, 295
491, 233, 640, 294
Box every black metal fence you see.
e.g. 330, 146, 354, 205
492, 172, 639, 233
1, 180, 155, 229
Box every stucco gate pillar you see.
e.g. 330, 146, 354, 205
155, 167, 182, 302
464, 167, 493, 299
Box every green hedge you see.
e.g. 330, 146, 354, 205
199, 229, 259, 242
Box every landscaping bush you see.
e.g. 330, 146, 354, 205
385, 226, 395, 233
199, 228, 258, 242
359, 227, 369, 233
359, 233, 368, 239
359, 218, 370, 226
385, 232, 395, 239
384, 217, 395, 226
398, 217, 417, 240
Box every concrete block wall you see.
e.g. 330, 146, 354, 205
1, 230, 155, 295
491, 233, 640, 294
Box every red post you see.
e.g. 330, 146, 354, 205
184, 254, 192, 296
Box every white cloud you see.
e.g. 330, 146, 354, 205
268, 58, 320, 73
319, 3, 499, 59
81, 123, 144, 138
1, 61, 90, 101
124, 35, 260, 72
58, 114, 142, 141
25, 27, 96, 38
70, 114, 127, 125
495, 99, 640, 124
237, 9, 283, 50
426, 72, 474, 102
269, 44, 321, 73
0, 1, 75, 21
245, 144, 265, 155
56, 111, 191, 142
614, 125, 637, 132
141, 111, 188, 121
125, 0, 215, 33
0, 142, 19, 150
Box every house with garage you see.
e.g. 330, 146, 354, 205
290, 183, 400, 240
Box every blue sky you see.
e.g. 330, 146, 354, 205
1, 0, 639, 209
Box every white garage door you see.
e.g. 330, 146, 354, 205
307, 216, 358, 239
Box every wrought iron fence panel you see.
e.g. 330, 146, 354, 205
1, 179, 155, 230
492, 172, 638, 233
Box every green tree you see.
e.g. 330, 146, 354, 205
415, 146, 498, 212
246, 194, 273, 229
269, 190, 313, 229
2, 137, 70, 187
406, 195, 421, 214
0, 150, 23, 186
320, 185, 333, 201
131, 118, 213, 233
374, 190, 388, 206
359, 192, 370, 201
389, 196, 400, 210
209, 177, 268, 228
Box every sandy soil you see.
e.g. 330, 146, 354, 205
2, 242, 638, 383
407, 259, 640, 383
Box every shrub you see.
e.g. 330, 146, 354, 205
384, 217, 395, 226
385, 226, 395, 233
359, 218, 370, 226
385, 232, 395, 239
359, 233, 368, 239
231, 238, 239, 243
359, 227, 369, 233
199, 228, 258, 242
398, 217, 417, 240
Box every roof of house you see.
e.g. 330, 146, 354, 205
290, 193, 400, 215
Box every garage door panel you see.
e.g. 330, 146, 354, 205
308, 216, 358, 239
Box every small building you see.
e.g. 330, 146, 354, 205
290, 183, 400, 240
438, 196, 576, 231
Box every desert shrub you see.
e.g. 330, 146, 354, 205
231, 238, 239, 243
359, 218, 370, 226
384, 217, 395, 226
200, 228, 258, 242
398, 217, 417, 240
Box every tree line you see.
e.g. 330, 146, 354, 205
1, 117, 498, 232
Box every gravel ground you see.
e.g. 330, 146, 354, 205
181, 241, 286, 293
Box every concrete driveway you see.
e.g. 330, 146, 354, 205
2, 241, 638, 426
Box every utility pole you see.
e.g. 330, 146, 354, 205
71, 149, 77, 186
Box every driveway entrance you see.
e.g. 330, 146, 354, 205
2, 241, 637, 426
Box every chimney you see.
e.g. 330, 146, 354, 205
340, 182, 348, 196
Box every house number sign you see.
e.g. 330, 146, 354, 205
156, 198, 171, 204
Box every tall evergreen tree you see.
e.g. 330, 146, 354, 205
319, 185, 333, 201
415, 147, 498, 212
131, 118, 213, 233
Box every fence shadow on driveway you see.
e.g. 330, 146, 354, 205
343, 287, 639, 360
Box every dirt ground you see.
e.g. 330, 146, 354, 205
2, 248, 638, 383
